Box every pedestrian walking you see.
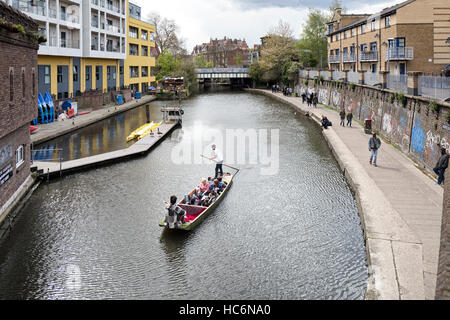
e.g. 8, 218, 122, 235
307, 93, 312, 107
313, 94, 318, 108
347, 112, 353, 127
301, 92, 306, 104
340, 109, 346, 126
369, 133, 382, 167
434, 148, 449, 185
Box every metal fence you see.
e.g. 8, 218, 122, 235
320, 71, 329, 80
387, 74, 408, 93
309, 70, 318, 78
299, 69, 307, 78
332, 70, 343, 80
347, 71, 359, 84
418, 75, 450, 102
364, 72, 380, 86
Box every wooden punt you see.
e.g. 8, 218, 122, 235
159, 173, 233, 231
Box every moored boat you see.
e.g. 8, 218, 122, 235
137, 122, 162, 140
126, 122, 154, 142
159, 173, 234, 231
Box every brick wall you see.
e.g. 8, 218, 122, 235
0, 125, 31, 208
298, 77, 450, 171
436, 171, 450, 299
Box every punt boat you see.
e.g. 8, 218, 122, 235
159, 173, 234, 231
137, 122, 162, 140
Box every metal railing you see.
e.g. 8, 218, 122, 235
359, 51, 378, 62
12, 0, 46, 16
332, 70, 343, 80
387, 47, 414, 60
309, 70, 318, 78
31, 148, 64, 178
342, 53, 356, 63
347, 71, 359, 84
107, 25, 120, 33
364, 72, 381, 86
387, 74, 408, 93
61, 39, 80, 49
320, 71, 329, 80
60, 13, 80, 24
419, 75, 450, 101
299, 69, 307, 77
329, 55, 341, 64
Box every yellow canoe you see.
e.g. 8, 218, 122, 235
126, 122, 154, 142
138, 122, 162, 140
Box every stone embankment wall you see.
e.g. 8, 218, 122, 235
297, 77, 450, 171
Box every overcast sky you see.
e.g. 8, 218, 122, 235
132, 0, 406, 52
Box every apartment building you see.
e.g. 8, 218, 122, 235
327, 0, 448, 75
3, 0, 129, 99
124, 2, 156, 93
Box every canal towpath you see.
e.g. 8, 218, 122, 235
31, 95, 156, 146
252, 89, 443, 300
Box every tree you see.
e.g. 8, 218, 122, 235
155, 50, 177, 81
147, 12, 186, 56
258, 20, 298, 83
297, 9, 328, 68
249, 62, 262, 84
194, 53, 207, 68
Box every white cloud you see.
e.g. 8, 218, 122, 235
133, 0, 405, 52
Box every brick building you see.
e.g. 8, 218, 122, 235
0, 2, 40, 217
326, 0, 448, 75
192, 37, 250, 68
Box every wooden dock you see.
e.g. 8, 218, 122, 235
32, 122, 179, 179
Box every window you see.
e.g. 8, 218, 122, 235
73, 65, 78, 82
361, 44, 367, 52
129, 43, 138, 55
361, 24, 366, 34
44, 66, 50, 84
141, 45, 148, 56
107, 66, 111, 80
86, 66, 90, 81
9, 69, 13, 102
57, 66, 63, 83
16, 145, 24, 168
142, 66, 148, 77
371, 64, 377, 73
351, 28, 355, 37
385, 16, 390, 27
344, 31, 347, 39
96, 66, 100, 81
130, 66, 139, 78
370, 42, 377, 52
336, 33, 339, 41
120, 66, 124, 76
129, 26, 138, 39
328, 25, 334, 34
150, 32, 155, 42
371, 20, 376, 31
141, 30, 148, 41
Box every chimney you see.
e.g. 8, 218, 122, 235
336, 7, 342, 17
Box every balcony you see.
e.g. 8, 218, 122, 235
329, 55, 341, 64
107, 25, 120, 34
60, 13, 80, 24
12, 0, 46, 16
359, 51, 378, 62
387, 47, 414, 61
61, 39, 80, 49
342, 53, 356, 63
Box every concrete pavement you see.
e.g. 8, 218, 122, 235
252, 89, 443, 300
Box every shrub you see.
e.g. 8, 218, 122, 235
389, 93, 395, 104
304, 79, 308, 86
430, 100, 439, 114
396, 92, 406, 107
350, 83, 356, 91
13, 24, 25, 35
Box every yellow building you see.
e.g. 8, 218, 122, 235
124, 2, 156, 93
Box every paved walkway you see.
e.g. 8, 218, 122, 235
254, 89, 443, 300
31, 95, 156, 145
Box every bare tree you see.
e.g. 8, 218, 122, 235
147, 12, 186, 56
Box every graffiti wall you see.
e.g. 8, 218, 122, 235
298, 76, 450, 170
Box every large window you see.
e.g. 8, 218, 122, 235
141, 30, 148, 41
370, 42, 377, 52
44, 66, 50, 84
361, 24, 366, 34
141, 45, 148, 56
130, 66, 139, 78
129, 43, 138, 55
16, 145, 24, 168
57, 66, 63, 83
129, 26, 138, 39
73, 65, 78, 82
96, 66, 101, 81
150, 32, 155, 42
371, 20, 376, 31
142, 66, 148, 77
385, 16, 390, 27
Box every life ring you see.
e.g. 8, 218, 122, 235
179, 109, 184, 115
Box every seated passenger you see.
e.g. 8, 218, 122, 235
208, 191, 218, 205
209, 179, 221, 194
217, 177, 227, 189
199, 178, 209, 194
321, 116, 332, 129
164, 195, 186, 229
200, 195, 210, 207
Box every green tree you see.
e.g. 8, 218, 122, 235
194, 53, 207, 68
258, 20, 297, 83
297, 9, 328, 68
249, 62, 262, 84
155, 50, 177, 81
206, 61, 214, 68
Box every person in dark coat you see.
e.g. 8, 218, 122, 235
347, 112, 353, 127
301, 92, 306, 104
313, 94, 318, 108
321, 115, 332, 129
434, 148, 449, 185
340, 109, 346, 126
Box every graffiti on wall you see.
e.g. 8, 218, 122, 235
411, 118, 425, 154
330, 90, 341, 109
382, 113, 392, 134
318, 89, 329, 105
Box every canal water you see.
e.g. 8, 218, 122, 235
0, 92, 368, 299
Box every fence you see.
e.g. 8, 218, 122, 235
418, 75, 450, 102
31, 147, 64, 178
387, 74, 408, 93
364, 72, 380, 86
309, 70, 318, 78
299, 69, 307, 77
347, 71, 359, 84
332, 71, 343, 80
320, 71, 329, 80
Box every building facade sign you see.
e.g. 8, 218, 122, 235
0, 143, 13, 168
0, 163, 13, 187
